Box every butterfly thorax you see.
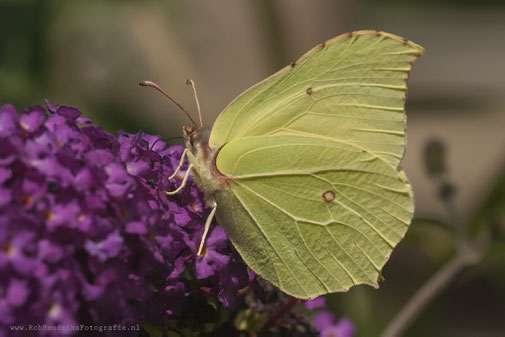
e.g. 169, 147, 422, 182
183, 125, 232, 204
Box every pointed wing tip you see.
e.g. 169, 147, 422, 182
291, 30, 424, 72
346, 30, 425, 56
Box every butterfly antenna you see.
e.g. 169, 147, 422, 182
139, 80, 198, 127
186, 79, 203, 128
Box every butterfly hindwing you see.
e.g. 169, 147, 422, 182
213, 135, 413, 298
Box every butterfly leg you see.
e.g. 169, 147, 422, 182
197, 201, 217, 256
166, 164, 193, 195
168, 148, 188, 180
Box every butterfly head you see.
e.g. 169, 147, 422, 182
183, 125, 199, 148
183, 125, 211, 156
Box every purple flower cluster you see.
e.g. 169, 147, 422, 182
0, 101, 356, 336
305, 297, 355, 337
0, 102, 251, 335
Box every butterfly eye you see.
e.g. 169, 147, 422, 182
184, 125, 194, 134
183, 125, 199, 146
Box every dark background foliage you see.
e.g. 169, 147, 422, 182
1, 0, 505, 336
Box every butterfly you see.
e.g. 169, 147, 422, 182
141, 30, 423, 299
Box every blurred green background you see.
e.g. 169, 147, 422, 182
1, 0, 505, 336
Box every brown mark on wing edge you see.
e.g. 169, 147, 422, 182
210, 144, 234, 187
322, 190, 336, 202
306, 87, 313, 95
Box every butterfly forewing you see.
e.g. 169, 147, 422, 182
213, 135, 413, 298
209, 31, 423, 167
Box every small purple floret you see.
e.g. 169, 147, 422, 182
305, 296, 326, 310
313, 310, 355, 337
